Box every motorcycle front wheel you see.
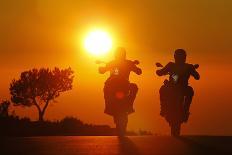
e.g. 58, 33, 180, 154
114, 113, 128, 137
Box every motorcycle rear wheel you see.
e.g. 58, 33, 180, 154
171, 123, 181, 136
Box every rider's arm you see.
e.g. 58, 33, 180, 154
98, 62, 112, 74
133, 67, 142, 75
98, 67, 107, 74
130, 61, 142, 75
190, 65, 200, 80
156, 62, 172, 76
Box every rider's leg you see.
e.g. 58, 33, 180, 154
159, 84, 168, 116
104, 83, 114, 115
183, 86, 194, 122
184, 86, 194, 112
127, 83, 138, 113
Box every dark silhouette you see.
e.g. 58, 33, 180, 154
0, 115, 113, 136
9, 67, 74, 121
0, 100, 10, 117
156, 49, 200, 136
97, 47, 142, 137
0, 112, 152, 136
0, 65, 151, 137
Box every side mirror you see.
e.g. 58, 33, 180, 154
133, 60, 140, 65
156, 62, 163, 67
194, 64, 199, 69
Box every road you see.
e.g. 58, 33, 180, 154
1, 136, 232, 155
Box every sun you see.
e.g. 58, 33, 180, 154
84, 30, 112, 56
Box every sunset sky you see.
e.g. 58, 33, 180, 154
0, 0, 232, 135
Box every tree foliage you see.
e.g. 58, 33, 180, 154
10, 67, 74, 121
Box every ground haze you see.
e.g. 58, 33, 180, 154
1, 136, 231, 155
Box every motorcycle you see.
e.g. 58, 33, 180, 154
156, 62, 199, 136
96, 60, 139, 136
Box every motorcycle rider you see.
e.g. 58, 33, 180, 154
156, 49, 200, 122
99, 47, 142, 115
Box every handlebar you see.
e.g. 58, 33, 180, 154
156, 62, 199, 69
155, 63, 163, 68
193, 64, 199, 69
96, 60, 140, 65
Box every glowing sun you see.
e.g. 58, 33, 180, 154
84, 30, 112, 56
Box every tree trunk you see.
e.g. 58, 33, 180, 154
40, 100, 50, 122
33, 98, 43, 122
39, 111, 44, 122
34, 98, 50, 122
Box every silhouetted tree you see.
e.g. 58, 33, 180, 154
10, 67, 74, 121
60, 116, 84, 128
0, 100, 10, 117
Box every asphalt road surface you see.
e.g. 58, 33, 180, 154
1, 136, 232, 155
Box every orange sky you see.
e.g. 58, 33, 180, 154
0, 0, 232, 135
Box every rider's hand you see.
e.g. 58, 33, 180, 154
156, 70, 162, 76
136, 68, 142, 75
99, 67, 106, 74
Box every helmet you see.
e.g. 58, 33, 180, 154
115, 47, 126, 61
174, 49, 186, 64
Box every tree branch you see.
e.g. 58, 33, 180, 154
33, 98, 41, 114
41, 99, 49, 116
